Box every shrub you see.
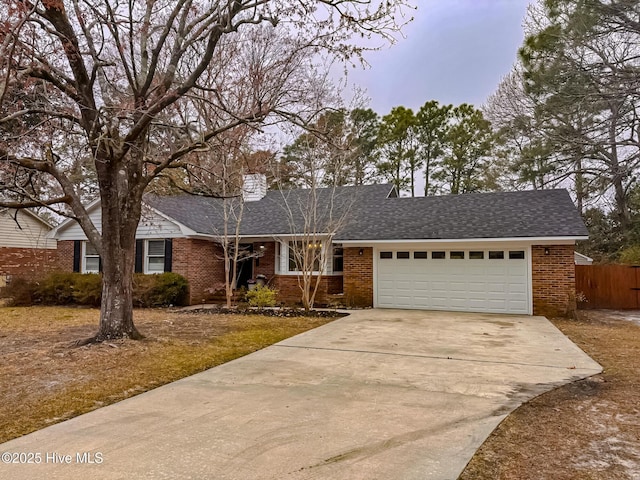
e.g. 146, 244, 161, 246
1, 271, 188, 308
35, 272, 79, 305
72, 274, 102, 306
133, 272, 189, 307
245, 285, 278, 308
618, 245, 640, 265
0, 277, 38, 306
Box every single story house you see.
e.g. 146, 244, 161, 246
50, 176, 588, 316
0, 208, 57, 285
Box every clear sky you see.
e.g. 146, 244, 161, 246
347, 0, 532, 115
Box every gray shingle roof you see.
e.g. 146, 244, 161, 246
145, 186, 588, 241
145, 184, 395, 237
336, 189, 588, 240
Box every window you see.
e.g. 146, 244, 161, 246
432, 251, 446, 259
146, 240, 165, 273
414, 251, 428, 259
509, 250, 525, 260
275, 242, 281, 273
489, 251, 504, 259
450, 251, 465, 259
83, 242, 100, 273
380, 251, 393, 259
288, 241, 321, 272
397, 251, 410, 259
469, 251, 484, 260
332, 246, 343, 273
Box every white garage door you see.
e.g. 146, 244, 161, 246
376, 248, 529, 314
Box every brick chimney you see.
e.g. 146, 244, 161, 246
242, 173, 267, 202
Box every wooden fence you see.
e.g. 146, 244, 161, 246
576, 264, 640, 309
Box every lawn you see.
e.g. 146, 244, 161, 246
0, 306, 335, 444
459, 310, 640, 480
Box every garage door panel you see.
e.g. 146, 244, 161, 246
467, 282, 487, 293
468, 299, 490, 310
449, 282, 467, 292
376, 250, 529, 314
395, 280, 413, 290
487, 283, 508, 294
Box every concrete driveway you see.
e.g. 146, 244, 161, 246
0, 310, 601, 480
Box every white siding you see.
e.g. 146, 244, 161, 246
0, 210, 55, 249
56, 204, 183, 240
574, 252, 593, 265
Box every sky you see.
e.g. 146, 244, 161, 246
346, 0, 533, 115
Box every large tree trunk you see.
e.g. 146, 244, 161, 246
89, 152, 145, 342
96, 215, 141, 341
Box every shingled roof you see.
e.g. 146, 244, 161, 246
336, 189, 588, 240
145, 184, 396, 237
145, 185, 588, 241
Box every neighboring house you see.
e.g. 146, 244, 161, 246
50, 177, 588, 316
574, 252, 593, 265
0, 208, 57, 285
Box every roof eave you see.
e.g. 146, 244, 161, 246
338, 236, 589, 244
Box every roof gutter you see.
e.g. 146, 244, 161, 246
338, 236, 589, 244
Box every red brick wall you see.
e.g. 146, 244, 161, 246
57, 240, 75, 271
0, 247, 57, 279
172, 238, 226, 304
343, 247, 373, 307
253, 241, 276, 281
272, 274, 343, 306
532, 245, 576, 317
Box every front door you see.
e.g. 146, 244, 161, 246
235, 244, 254, 289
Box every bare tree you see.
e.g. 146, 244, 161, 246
0, 0, 411, 341
274, 127, 354, 310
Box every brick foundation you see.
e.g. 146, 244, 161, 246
0, 247, 57, 279
532, 244, 576, 317
343, 247, 373, 307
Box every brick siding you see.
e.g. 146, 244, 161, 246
343, 247, 373, 307
57, 240, 75, 271
272, 274, 343, 306
253, 241, 276, 281
171, 238, 226, 304
0, 247, 57, 279
531, 244, 576, 317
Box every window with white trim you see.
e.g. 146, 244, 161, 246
288, 241, 322, 272
275, 242, 281, 274
146, 240, 165, 273
83, 242, 100, 273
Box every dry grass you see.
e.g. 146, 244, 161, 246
0, 306, 334, 444
459, 310, 640, 480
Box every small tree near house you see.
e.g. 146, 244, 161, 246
275, 123, 355, 310
171, 129, 261, 309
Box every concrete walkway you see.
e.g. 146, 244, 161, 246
0, 310, 601, 480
